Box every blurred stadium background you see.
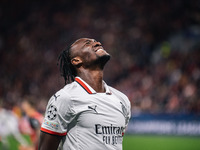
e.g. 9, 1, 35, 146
0, 0, 200, 149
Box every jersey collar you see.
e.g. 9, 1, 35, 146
75, 77, 111, 95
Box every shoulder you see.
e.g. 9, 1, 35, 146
53, 81, 78, 100
108, 86, 130, 106
109, 86, 128, 99
47, 82, 78, 110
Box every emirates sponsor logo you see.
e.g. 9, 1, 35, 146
95, 124, 124, 145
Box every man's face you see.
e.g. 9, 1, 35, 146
70, 38, 110, 68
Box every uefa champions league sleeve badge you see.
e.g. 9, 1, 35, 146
47, 105, 58, 120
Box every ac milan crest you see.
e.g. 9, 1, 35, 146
120, 102, 129, 125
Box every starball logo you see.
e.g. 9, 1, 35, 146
95, 124, 125, 145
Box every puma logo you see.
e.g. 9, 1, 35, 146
88, 105, 98, 113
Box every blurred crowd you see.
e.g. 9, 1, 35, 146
0, 98, 43, 149
1, 0, 200, 149
115, 49, 200, 114
0, 0, 200, 119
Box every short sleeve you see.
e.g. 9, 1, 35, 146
41, 90, 76, 136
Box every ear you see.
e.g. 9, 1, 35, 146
71, 56, 82, 66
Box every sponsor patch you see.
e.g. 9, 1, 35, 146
43, 119, 59, 130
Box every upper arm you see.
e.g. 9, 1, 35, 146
38, 131, 62, 150
39, 91, 75, 150
41, 91, 75, 135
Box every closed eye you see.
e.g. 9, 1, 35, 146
85, 40, 92, 45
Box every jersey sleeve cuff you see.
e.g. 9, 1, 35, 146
40, 127, 67, 136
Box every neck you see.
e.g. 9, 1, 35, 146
77, 69, 105, 93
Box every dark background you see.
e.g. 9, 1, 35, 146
0, 0, 200, 114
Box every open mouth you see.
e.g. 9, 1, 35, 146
95, 48, 104, 52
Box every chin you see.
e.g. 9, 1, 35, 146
97, 54, 111, 69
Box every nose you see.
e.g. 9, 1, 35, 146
94, 41, 102, 47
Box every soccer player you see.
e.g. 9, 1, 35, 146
39, 38, 131, 150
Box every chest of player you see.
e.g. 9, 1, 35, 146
71, 93, 126, 129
